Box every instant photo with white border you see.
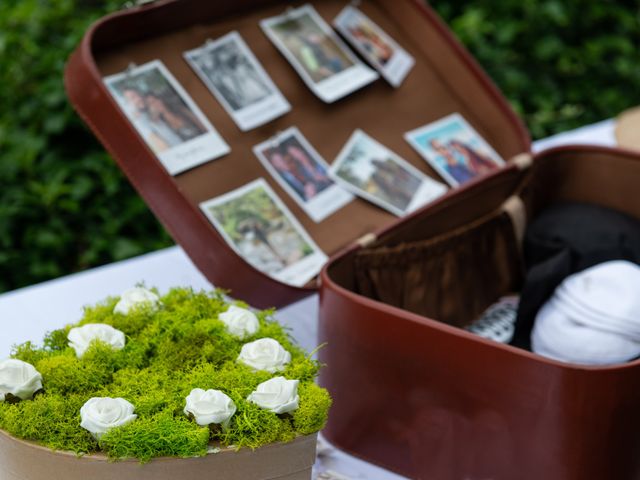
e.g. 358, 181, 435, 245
404, 113, 505, 187
253, 127, 354, 222
334, 6, 415, 88
104, 60, 230, 175
199, 178, 327, 287
260, 4, 379, 103
184, 31, 291, 132
330, 130, 448, 216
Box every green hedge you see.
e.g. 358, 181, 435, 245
433, 0, 640, 139
1, 0, 638, 292
0, 0, 172, 293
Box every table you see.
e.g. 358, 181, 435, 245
0, 119, 618, 479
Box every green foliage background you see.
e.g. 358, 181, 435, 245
1, 0, 638, 292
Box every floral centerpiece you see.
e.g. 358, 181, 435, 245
0, 287, 330, 467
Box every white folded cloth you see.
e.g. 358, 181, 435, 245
531, 260, 640, 365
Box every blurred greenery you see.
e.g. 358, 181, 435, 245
432, 0, 640, 138
0, 0, 638, 292
0, 0, 173, 293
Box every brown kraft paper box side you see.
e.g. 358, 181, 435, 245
0, 429, 317, 480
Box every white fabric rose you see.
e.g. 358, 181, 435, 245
219, 305, 260, 339
80, 397, 137, 439
247, 376, 299, 414
0, 359, 43, 401
113, 287, 160, 315
184, 388, 237, 427
67, 323, 126, 358
237, 338, 291, 373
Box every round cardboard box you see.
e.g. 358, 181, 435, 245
615, 106, 640, 151
0, 429, 316, 480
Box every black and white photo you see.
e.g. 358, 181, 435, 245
184, 31, 291, 131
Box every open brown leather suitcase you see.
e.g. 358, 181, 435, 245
65, 0, 640, 479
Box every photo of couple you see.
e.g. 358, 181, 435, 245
108, 65, 207, 154
254, 127, 353, 223
334, 6, 415, 87
261, 136, 333, 202
405, 113, 505, 187
105, 60, 229, 175
335, 7, 394, 67
428, 138, 499, 185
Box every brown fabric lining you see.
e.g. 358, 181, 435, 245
354, 211, 524, 327
93, 0, 529, 259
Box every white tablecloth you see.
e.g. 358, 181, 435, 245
0, 118, 617, 479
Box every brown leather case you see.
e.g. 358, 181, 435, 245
64, 0, 529, 309
318, 140, 640, 477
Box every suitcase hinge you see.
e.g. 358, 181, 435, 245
509, 152, 533, 170
356, 232, 377, 248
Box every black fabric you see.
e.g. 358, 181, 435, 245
512, 202, 640, 349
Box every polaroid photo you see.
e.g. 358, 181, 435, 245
184, 31, 291, 132
260, 4, 379, 103
253, 127, 354, 223
330, 130, 448, 217
404, 113, 506, 187
334, 6, 415, 88
199, 178, 327, 287
104, 60, 230, 176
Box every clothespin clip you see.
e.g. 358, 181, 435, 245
270, 131, 284, 149
125, 62, 138, 76
269, 130, 282, 149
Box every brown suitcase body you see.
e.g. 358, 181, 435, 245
319, 145, 640, 480
64, 1, 640, 478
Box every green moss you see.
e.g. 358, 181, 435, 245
0, 288, 330, 461
0, 393, 96, 454
11, 341, 56, 365
34, 353, 113, 395
100, 411, 210, 462
216, 399, 297, 449
293, 383, 332, 435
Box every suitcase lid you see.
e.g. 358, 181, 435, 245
65, 0, 531, 308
